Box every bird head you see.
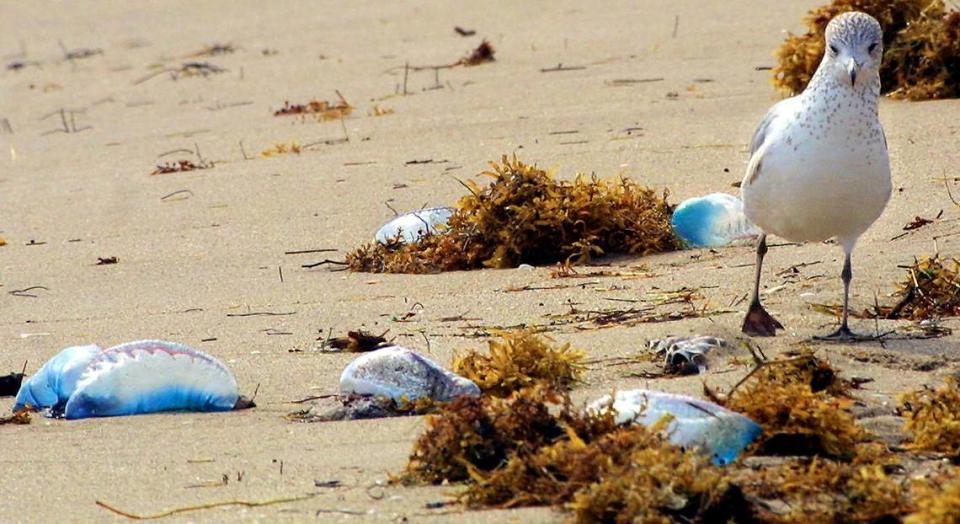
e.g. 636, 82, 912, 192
822, 12, 883, 89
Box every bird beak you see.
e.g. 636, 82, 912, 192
847, 58, 859, 86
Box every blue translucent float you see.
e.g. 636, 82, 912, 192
671, 193, 761, 248
588, 389, 762, 465
374, 207, 454, 244
14, 340, 250, 419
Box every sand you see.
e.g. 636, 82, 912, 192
1, 0, 959, 522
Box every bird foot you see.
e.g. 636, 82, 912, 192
741, 303, 784, 337
813, 325, 877, 343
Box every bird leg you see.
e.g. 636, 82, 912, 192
815, 250, 873, 341
742, 234, 784, 337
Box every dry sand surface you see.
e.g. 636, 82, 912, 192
1, 0, 959, 522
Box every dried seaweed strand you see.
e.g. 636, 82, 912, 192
95, 494, 316, 520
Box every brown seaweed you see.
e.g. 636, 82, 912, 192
718, 351, 864, 459
772, 0, 960, 100
451, 330, 584, 396
905, 471, 960, 524
885, 254, 960, 320
347, 156, 680, 273
899, 377, 960, 455
273, 91, 353, 121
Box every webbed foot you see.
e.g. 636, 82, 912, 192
741, 302, 784, 337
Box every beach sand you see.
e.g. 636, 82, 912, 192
1, 1, 959, 521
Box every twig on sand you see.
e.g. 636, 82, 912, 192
226, 311, 296, 317
540, 63, 587, 73
302, 259, 348, 269
95, 494, 316, 520
289, 394, 338, 404
9, 286, 49, 298
284, 248, 337, 255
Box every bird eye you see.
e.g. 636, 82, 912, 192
829, 45, 839, 55
868, 42, 878, 53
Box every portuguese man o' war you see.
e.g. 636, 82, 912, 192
587, 389, 762, 465
374, 207, 454, 244
13, 340, 253, 419
670, 193, 761, 248
340, 346, 480, 403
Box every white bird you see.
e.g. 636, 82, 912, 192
741, 12, 892, 340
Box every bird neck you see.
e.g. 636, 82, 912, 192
804, 64, 881, 114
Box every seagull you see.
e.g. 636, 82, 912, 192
740, 12, 892, 340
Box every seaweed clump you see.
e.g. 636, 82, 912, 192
347, 156, 680, 273
885, 254, 960, 320
718, 352, 865, 458
401, 387, 739, 522
772, 0, 960, 100
885, 10, 960, 100
738, 457, 910, 523
905, 472, 960, 524
899, 377, 960, 454
401, 388, 589, 484
452, 330, 585, 396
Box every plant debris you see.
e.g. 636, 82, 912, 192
811, 254, 960, 323
402, 387, 749, 522
368, 104, 394, 116
150, 159, 213, 175
899, 377, 960, 455
460, 40, 495, 66
451, 331, 584, 396
885, 9, 960, 100
903, 215, 934, 231
905, 471, 960, 524
260, 141, 302, 158
737, 456, 911, 523
347, 155, 680, 273
185, 43, 236, 58
96, 494, 317, 520
273, 91, 353, 121
885, 254, 960, 320
0, 408, 31, 425
325, 330, 390, 352
772, 0, 960, 100
716, 351, 864, 458
544, 287, 725, 331
401, 388, 581, 484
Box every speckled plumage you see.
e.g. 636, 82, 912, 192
740, 12, 892, 339
743, 12, 890, 246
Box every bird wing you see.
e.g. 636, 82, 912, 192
749, 100, 786, 156
744, 97, 794, 186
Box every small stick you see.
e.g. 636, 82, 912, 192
284, 248, 337, 255
226, 311, 296, 317
540, 64, 586, 73
339, 114, 349, 142
289, 394, 338, 404
158, 148, 194, 158
278, 265, 284, 283
403, 62, 409, 95
302, 259, 348, 269
160, 189, 193, 201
